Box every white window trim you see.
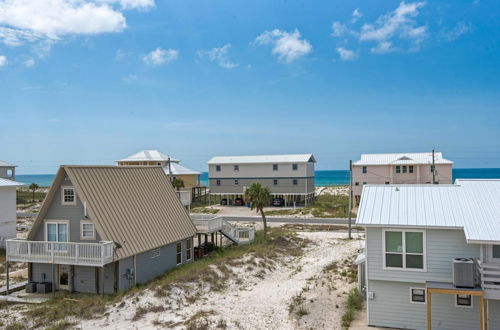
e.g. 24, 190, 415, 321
455, 294, 473, 309
80, 220, 95, 240
45, 220, 70, 242
176, 242, 182, 265
186, 239, 192, 261
382, 228, 427, 272
409, 287, 427, 305
61, 186, 77, 206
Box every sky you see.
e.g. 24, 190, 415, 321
0, 0, 499, 174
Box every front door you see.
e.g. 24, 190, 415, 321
59, 265, 70, 290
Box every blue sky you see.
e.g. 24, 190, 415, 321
0, 0, 499, 173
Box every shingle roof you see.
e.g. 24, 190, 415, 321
207, 154, 316, 164
0, 160, 16, 167
164, 162, 201, 175
356, 180, 500, 244
28, 166, 197, 260
117, 150, 179, 163
353, 152, 453, 166
0, 178, 24, 187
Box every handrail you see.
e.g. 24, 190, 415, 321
477, 259, 500, 291
6, 239, 114, 267
192, 217, 255, 245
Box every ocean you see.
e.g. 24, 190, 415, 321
15, 168, 500, 187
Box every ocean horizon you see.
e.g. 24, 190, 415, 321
15, 168, 500, 187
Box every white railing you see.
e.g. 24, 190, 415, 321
477, 260, 500, 292
6, 239, 114, 267
191, 216, 255, 245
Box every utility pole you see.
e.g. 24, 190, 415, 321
432, 149, 436, 184
167, 156, 172, 181
348, 160, 352, 239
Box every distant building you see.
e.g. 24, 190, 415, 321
0, 160, 16, 180
352, 152, 453, 205
207, 154, 316, 206
0, 177, 23, 247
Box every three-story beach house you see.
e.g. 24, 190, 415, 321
207, 154, 316, 206
356, 180, 500, 330
6, 166, 197, 294
352, 152, 453, 205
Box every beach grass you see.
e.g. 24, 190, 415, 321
16, 190, 47, 205
266, 194, 356, 218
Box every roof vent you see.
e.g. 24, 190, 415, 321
395, 187, 400, 192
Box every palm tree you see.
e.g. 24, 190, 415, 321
244, 183, 271, 238
29, 183, 39, 202
171, 178, 185, 191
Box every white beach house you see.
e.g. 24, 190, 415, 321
352, 152, 453, 205
356, 180, 500, 330
0, 160, 23, 247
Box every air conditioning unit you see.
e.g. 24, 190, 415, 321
453, 258, 475, 288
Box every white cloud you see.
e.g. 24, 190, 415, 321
443, 22, 471, 41
114, 0, 154, 10
254, 29, 312, 63
351, 8, 362, 23
142, 47, 178, 66
0, 55, 7, 66
359, 1, 427, 50
336, 47, 358, 61
122, 74, 138, 83
197, 44, 239, 69
331, 21, 347, 37
23, 58, 35, 67
370, 41, 395, 54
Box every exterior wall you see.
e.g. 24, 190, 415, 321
209, 177, 314, 195
174, 174, 198, 188
0, 166, 15, 180
118, 256, 135, 292
31, 263, 55, 283
73, 266, 97, 293
489, 299, 500, 330
367, 280, 482, 330
33, 177, 101, 243
366, 227, 479, 283
0, 186, 17, 246
209, 162, 311, 179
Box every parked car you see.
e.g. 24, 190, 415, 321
234, 198, 244, 206
272, 198, 285, 207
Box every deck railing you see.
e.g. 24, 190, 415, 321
6, 239, 114, 267
476, 260, 500, 295
191, 216, 255, 245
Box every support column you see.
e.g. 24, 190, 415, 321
52, 264, 56, 296
480, 296, 484, 330
426, 289, 431, 330
5, 261, 9, 295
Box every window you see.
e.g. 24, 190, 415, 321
216, 180, 221, 186
396, 166, 401, 174
234, 179, 239, 185
292, 164, 298, 171
273, 179, 278, 186
362, 166, 367, 174
456, 294, 472, 308
384, 229, 425, 270
363, 182, 367, 185
402, 166, 407, 174
6, 169, 12, 177
355, 182, 359, 186
157, 162, 161, 166
492, 245, 500, 259
409, 166, 414, 173
80, 221, 95, 240
216, 165, 221, 172
186, 239, 192, 261
151, 248, 160, 259
410, 288, 426, 304
176, 242, 182, 265
46, 222, 68, 250
385, 182, 390, 185
273, 164, 278, 171
234, 165, 239, 171
293, 179, 298, 185
62, 187, 76, 205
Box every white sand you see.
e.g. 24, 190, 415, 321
77, 231, 363, 330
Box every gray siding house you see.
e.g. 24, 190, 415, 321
6, 166, 197, 294
207, 154, 316, 206
356, 180, 500, 330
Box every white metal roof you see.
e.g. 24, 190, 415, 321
117, 150, 179, 163
163, 162, 201, 175
207, 154, 316, 164
353, 152, 453, 166
0, 178, 24, 187
0, 160, 16, 167
356, 180, 500, 244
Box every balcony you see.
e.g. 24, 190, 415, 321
6, 239, 114, 267
477, 260, 500, 299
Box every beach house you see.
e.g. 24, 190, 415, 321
356, 180, 500, 330
0, 160, 17, 180
6, 166, 197, 294
207, 154, 316, 206
117, 150, 206, 202
352, 152, 453, 205
0, 175, 23, 247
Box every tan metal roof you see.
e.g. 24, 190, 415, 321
29, 166, 197, 260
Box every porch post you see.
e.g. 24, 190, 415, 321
52, 263, 56, 296
426, 289, 431, 330
480, 296, 484, 330
5, 261, 9, 295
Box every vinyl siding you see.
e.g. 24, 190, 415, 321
31, 263, 55, 283
366, 227, 479, 283
208, 163, 310, 179
73, 266, 96, 293
208, 177, 314, 194
368, 280, 482, 330
118, 256, 135, 292
0, 186, 17, 246
489, 299, 500, 330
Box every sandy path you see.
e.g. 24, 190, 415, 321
78, 231, 363, 330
